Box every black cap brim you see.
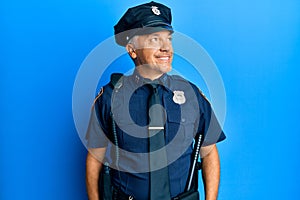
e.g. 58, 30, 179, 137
115, 25, 173, 47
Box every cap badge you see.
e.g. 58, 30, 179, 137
173, 91, 186, 105
151, 6, 161, 15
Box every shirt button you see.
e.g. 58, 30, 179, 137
181, 118, 186, 123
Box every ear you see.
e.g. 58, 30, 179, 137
126, 44, 137, 59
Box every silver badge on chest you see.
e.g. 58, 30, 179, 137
151, 6, 161, 15
173, 91, 186, 105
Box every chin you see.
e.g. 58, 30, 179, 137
161, 65, 172, 73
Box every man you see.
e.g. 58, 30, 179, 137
86, 1, 226, 200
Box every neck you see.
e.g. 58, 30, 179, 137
135, 67, 164, 81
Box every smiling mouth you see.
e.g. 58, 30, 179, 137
156, 56, 171, 62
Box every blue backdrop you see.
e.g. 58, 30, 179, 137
1, 0, 300, 199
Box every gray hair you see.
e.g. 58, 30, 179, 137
128, 35, 140, 48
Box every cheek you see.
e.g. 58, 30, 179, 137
136, 48, 157, 64
144, 50, 156, 62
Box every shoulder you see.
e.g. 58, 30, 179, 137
94, 73, 129, 104
93, 81, 115, 109
166, 74, 199, 93
166, 74, 188, 87
168, 74, 189, 83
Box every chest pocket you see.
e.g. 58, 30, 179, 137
114, 111, 149, 153
166, 110, 195, 165
165, 107, 197, 158
111, 90, 149, 153
167, 110, 196, 138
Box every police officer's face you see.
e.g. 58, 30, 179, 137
127, 30, 173, 80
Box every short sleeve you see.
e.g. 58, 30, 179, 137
197, 92, 226, 146
85, 105, 109, 148
202, 108, 226, 146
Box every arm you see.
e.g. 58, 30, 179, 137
86, 148, 106, 200
200, 144, 220, 200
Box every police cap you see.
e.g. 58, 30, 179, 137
114, 1, 173, 46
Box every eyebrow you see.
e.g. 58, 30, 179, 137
148, 32, 172, 38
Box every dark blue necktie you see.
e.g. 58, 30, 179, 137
148, 83, 171, 200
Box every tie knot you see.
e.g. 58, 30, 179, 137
149, 84, 159, 94
144, 81, 159, 92
150, 83, 158, 89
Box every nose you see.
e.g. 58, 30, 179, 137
160, 39, 172, 52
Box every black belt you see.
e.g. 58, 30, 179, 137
112, 187, 135, 200
112, 187, 198, 200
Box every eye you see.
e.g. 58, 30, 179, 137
150, 37, 159, 43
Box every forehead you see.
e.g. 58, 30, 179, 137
139, 30, 172, 40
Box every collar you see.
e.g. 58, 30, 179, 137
130, 70, 169, 87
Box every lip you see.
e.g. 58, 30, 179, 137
156, 55, 172, 62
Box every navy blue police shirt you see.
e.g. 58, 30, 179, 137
86, 70, 226, 199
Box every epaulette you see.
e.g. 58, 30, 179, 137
170, 74, 187, 82
110, 73, 124, 89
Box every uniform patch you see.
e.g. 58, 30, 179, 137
91, 87, 104, 111
173, 90, 186, 105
